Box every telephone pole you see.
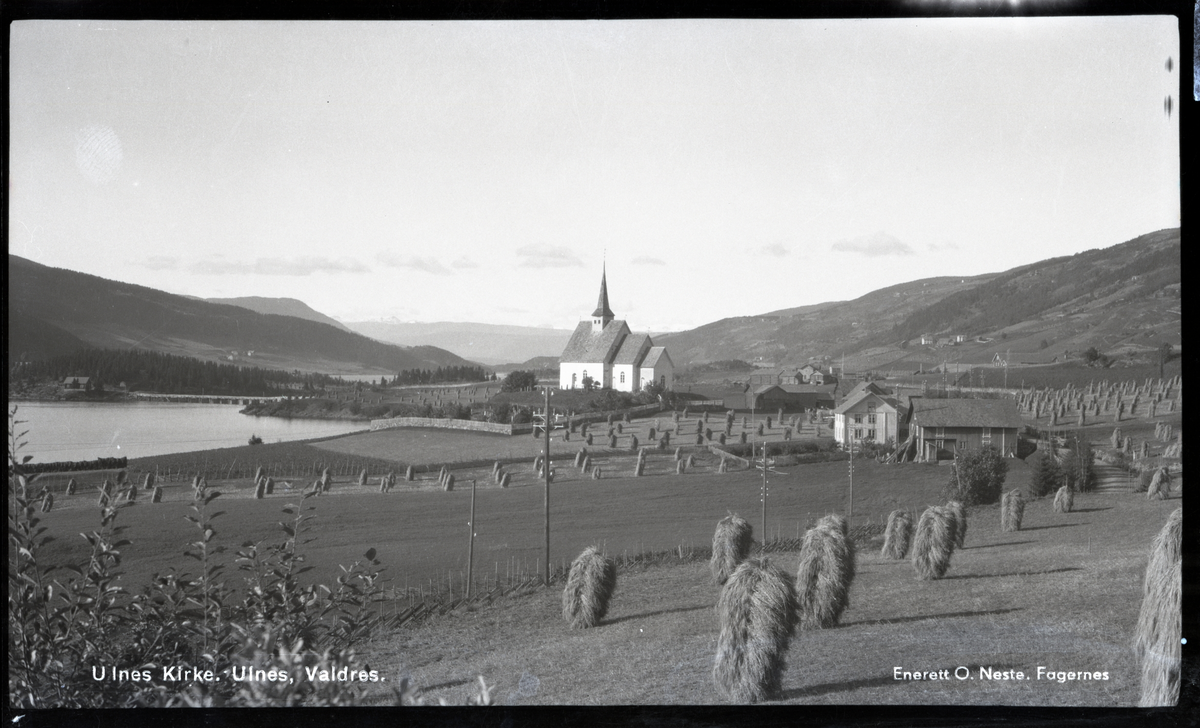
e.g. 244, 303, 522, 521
543, 386, 551, 585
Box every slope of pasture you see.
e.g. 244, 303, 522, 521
31, 459, 975, 613
356, 486, 1181, 706
310, 411, 833, 469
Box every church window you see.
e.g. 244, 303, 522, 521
620, 372, 625, 384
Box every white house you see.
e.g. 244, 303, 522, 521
558, 268, 674, 393
833, 389, 900, 447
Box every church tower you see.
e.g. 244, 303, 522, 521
591, 265, 615, 333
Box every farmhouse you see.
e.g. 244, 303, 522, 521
907, 397, 1025, 461
558, 268, 674, 393
833, 389, 900, 446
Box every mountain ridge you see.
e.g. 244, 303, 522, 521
7, 256, 477, 375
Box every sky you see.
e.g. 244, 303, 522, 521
9, 18, 1180, 332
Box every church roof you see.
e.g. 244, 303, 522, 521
641, 346, 670, 369
613, 333, 651, 365
592, 268, 615, 319
560, 320, 630, 364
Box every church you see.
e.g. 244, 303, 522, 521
558, 268, 674, 393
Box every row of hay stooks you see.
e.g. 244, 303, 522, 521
558, 499, 1181, 706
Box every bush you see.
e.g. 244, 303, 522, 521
944, 446, 1008, 506
248, 434, 264, 446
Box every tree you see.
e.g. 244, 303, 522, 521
1027, 450, 1062, 499
500, 370, 538, 393
582, 375, 595, 392
1157, 342, 1173, 379
1083, 347, 1102, 364
944, 446, 1008, 506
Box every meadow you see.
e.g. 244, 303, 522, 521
11, 370, 1182, 707
31, 457, 981, 611
353, 485, 1182, 706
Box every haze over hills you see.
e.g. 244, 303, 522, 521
7, 256, 477, 376
659, 228, 1180, 373
344, 320, 574, 366
205, 296, 353, 333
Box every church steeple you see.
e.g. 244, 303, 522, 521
591, 265, 615, 332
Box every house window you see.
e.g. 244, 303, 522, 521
868, 414, 877, 424
854, 428, 863, 439
936, 427, 945, 438
867, 401, 877, 412
982, 427, 992, 444
620, 372, 626, 384
853, 414, 863, 424
867, 429, 876, 440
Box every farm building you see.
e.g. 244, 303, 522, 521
748, 384, 836, 412
906, 397, 1025, 461
833, 389, 900, 447
558, 267, 674, 393
842, 380, 891, 401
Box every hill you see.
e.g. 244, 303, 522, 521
205, 296, 352, 332
7, 256, 478, 375
658, 275, 992, 368
345, 320, 573, 366
661, 229, 1180, 373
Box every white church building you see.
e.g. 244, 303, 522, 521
559, 269, 674, 393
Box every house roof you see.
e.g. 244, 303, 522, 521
844, 381, 889, 400
63, 376, 90, 383
559, 320, 631, 364
778, 384, 837, 395
641, 346, 670, 369
613, 333, 651, 365
833, 390, 898, 415
910, 398, 1024, 429
754, 384, 784, 395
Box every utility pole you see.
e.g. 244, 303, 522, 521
848, 436, 854, 517
543, 386, 551, 586
466, 478, 476, 598
755, 441, 779, 541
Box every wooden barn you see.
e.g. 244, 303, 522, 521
907, 397, 1025, 461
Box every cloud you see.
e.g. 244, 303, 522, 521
632, 256, 666, 266
190, 256, 369, 276
376, 253, 451, 275
757, 243, 790, 257
515, 244, 584, 268
831, 232, 915, 257
140, 256, 179, 270
451, 256, 479, 269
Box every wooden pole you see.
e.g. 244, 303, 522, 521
848, 437, 854, 517
544, 386, 551, 586
467, 478, 476, 598
760, 442, 766, 540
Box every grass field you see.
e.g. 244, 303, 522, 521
32, 458, 1016, 612
353, 484, 1182, 706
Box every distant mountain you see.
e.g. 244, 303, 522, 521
7, 256, 478, 375
345, 320, 574, 366
205, 296, 352, 332
661, 228, 1180, 373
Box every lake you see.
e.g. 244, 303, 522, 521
9, 402, 369, 464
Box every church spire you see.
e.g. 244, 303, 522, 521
591, 264, 615, 320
